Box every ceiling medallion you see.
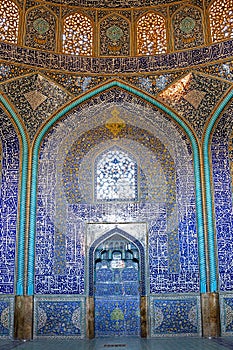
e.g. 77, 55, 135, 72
33, 18, 50, 35
106, 25, 124, 41
180, 17, 196, 34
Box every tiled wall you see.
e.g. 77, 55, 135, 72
211, 102, 233, 293
33, 296, 85, 338
33, 89, 200, 336
149, 295, 201, 336
220, 294, 233, 336
0, 109, 19, 295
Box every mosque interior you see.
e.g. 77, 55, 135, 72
0, 0, 233, 342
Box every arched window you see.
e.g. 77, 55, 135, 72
209, 0, 233, 42
62, 12, 93, 56
95, 147, 138, 202
0, 0, 19, 44
137, 12, 167, 55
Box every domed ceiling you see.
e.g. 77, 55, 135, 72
29, 0, 205, 7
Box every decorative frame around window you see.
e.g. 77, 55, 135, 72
0, 0, 19, 44
136, 11, 167, 56
62, 12, 93, 56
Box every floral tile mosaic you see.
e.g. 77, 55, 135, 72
95, 297, 140, 337
34, 296, 85, 338
149, 295, 201, 336
0, 297, 14, 338
220, 294, 233, 335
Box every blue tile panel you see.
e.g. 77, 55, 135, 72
0, 110, 19, 294
89, 227, 146, 296
0, 297, 14, 337
95, 297, 140, 337
35, 90, 199, 295
220, 294, 233, 335
150, 295, 201, 336
211, 103, 233, 291
34, 297, 85, 338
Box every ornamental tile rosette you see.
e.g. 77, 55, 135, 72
99, 15, 130, 56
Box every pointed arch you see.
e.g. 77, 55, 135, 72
171, 5, 204, 50
0, 95, 29, 295
98, 13, 130, 56
27, 80, 207, 295
88, 227, 146, 297
25, 5, 57, 51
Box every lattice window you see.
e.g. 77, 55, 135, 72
209, 0, 233, 42
0, 0, 19, 44
95, 147, 138, 202
137, 12, 167, 55
63, 12, 93, 56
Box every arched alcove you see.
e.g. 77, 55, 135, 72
30, 83, 203, 338
88, 227, 146, 337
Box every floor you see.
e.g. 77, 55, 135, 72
1, 337, 233, 350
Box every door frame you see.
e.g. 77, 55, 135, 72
86, 226, 147, 338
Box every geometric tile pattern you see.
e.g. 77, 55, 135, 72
0, 110, 19, 294
24, 90, 47, 110
158, 72, 230, 139
150, 295, 201, 336
0, 74, 71, 141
